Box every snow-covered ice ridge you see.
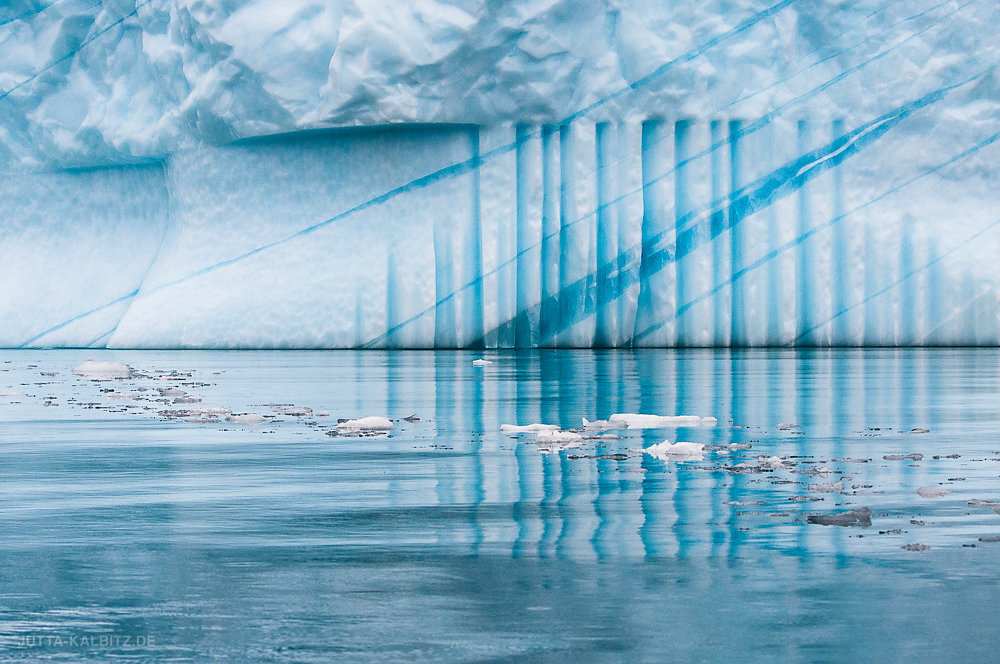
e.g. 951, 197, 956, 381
2, 0, 1000, 348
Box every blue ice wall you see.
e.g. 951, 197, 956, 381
2, 0, 999, 348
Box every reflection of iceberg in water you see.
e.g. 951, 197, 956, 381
370, 348, 961, 561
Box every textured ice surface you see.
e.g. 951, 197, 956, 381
2, 1, 1000, 347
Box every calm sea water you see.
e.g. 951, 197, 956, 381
0, 349, 998, 662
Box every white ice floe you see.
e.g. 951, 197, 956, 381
472, 359, 493, 366
643, 441, 705, 460
226, 413, 268, 425
810, 481, 844, 493
336, 416, 394, 433
535, 430, 583, 443
189, 407, 231, 416
283, 407, 313, 416
917, 486, 949, 498
758, 455, 786, 470
582, 417, 627, 431
501, 423, 561, 434
609, 413, 716, 428
72, 360, 131, 379
0, 391, 27, 397
535, 430, 583, 454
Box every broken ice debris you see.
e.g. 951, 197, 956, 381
609, 413, 716, 428
472, 359, 492, 366
282, 407, 313, 416
810, 481, 844, 493
807, 507, 872, 527
916, 486, 949, 498
758, 455, 786, 470
73, 361, 131, 379
901, 543, 930, 551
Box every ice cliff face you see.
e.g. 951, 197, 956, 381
2, 0, 1000, 347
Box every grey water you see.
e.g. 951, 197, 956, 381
0, 348, 998, 662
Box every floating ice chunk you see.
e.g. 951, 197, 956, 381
758, 455, 786, 470
807, 507, 872, 527
967, 499, 999, 506
174, 396, 201, 404
917, 486, 949, 498
0, 391, 26, 397
776, 423, 801, 431
40, 371, 59, 376
609, 413, 713, 428
189, 407, 231, 416
227, 413, 267, 425
884, 453, 923, 461
535, 430, 583, 443
317, 411, 330, 417
472, 359, 493, 367
105, 391, 141, 399
73, 361, 131, 379
643, 441, 705, 460
906, 428, 930, 434
337, 416, 394, 433
979, 536, 1000, 543
158, 387, 186, 397
901, 543, 930, 551
810, 481, 844, 493
501, 423, 561, 434
283, 407, 313, 416
581, 417, 627, 431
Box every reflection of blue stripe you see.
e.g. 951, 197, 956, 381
18, 290, 138, 348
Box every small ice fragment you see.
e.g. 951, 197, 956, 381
700, 417, 718, 426
336, 416, 394, 433
472, 359, 492, 366
174, 396, 201, 404
916, 486, 949, 498
535, 430, 583, 443
283, 407, 313, 416
883, 453, 923, 461
158, 388, 186, 397
807, 507, 872, 527
581, 417, 626, 430
810, 481, 844, 493
227, 413, 267, 424
833, 458, 870, 463
609, 413, 709, 428
728, 443, 752, 450
758, 455, 785, 470
403, 414, 420, 422
906, 428, 930, 434
501, 423, 561, 434
776, 423, 801, 431
643, 441, 705, 460
190, 407, 231, 416
73, 361, 131, 379
40, 371, 58, 376
0, 391, 26, 397
317, 411, 330, 417
979, 536, 1000, 543
901, 543, 930, 551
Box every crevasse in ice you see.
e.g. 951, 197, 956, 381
2, 0, 999, 348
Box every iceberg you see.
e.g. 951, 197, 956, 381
1, 1, 999, 348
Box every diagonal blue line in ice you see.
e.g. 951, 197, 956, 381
790, 218, 1000, 346
19, 0, 801, 347
582, 0, 965, 192
0, 1, 62, 28
717, 0, 958, 115
18, 289, 140, 348
0, 0, 155, 101
642, 129, 1000, 345
918, 289, 990, 345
